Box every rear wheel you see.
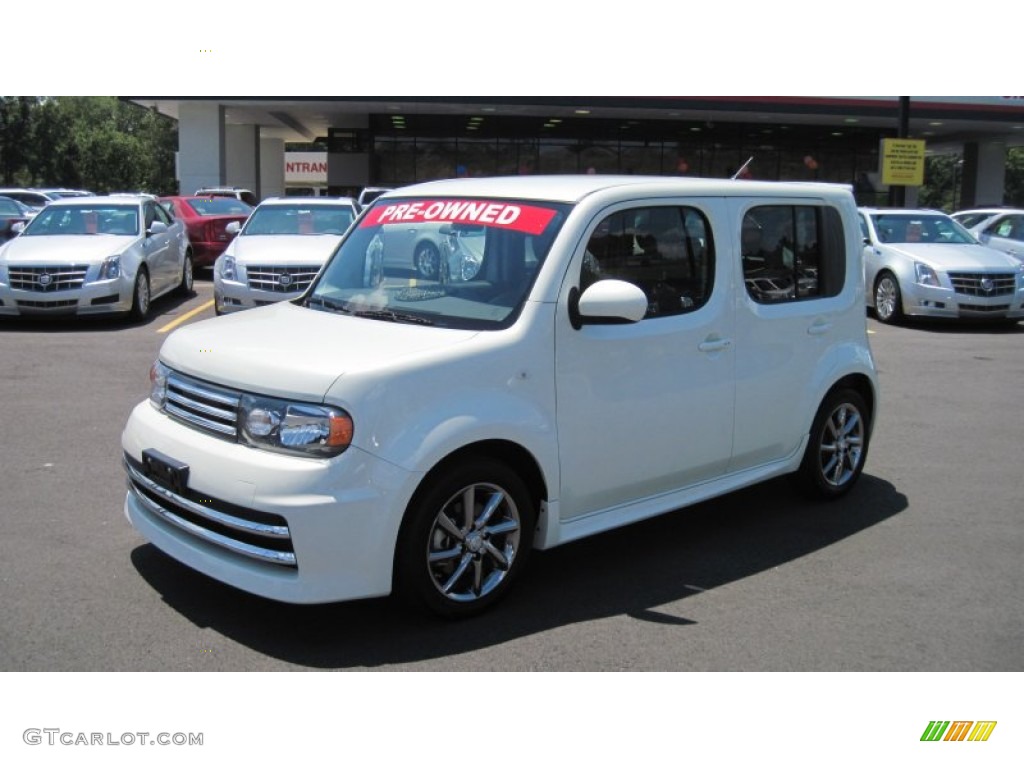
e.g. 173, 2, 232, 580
395, 458, 535, 618
798, 388, 870, 499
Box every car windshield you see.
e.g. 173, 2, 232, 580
870, 213, 976, 244
21, 204, 140, 236
188, 197, 253, 216
243, 204, 355, 235
305, 196, 570, 330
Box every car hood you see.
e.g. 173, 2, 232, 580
158, 300, 478, 401
885, 242, 1021, 270
229, 234, 342, 265
0, 234, 136, 264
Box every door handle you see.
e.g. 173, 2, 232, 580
698, 338, 732, 353
807, 320, 832, 336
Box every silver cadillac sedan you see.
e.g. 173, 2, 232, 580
859, 207, 1024, 324
0, 195, 192, 321
213, 197, 357, 315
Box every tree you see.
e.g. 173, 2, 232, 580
0, 96, 38, 185
0, 97, 177, 193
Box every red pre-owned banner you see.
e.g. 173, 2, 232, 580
361, 200, 557, 235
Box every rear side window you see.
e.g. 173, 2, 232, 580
742, 205, 845, 303
582, 205, 714, 318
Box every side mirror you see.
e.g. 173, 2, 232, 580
147, 220, 168, 237
225, 221, 241, 236
11, 221, 26, 236
569, 279, 648, 330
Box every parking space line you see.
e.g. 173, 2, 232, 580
157, 300, 214, 334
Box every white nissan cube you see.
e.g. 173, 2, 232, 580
122, 175, 879, 617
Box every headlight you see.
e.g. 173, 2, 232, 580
1017, 265, 1024, 291
98, 254, 121, 280
219, 255, 237, 281
149, 361, 170, 408
914, 262, 940, 287
239, 393, 353, 458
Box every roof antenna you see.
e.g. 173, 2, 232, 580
731, 156, 754, 180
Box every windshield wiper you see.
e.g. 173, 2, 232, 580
352, 308, 435, 326
304, 295, 351, 314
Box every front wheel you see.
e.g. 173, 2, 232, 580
395, 459, 535, 618
873, 272, 903, 324
177, 253, 194, 297
129, 269, 151, 322
414, 241, 441, 279
798, 388, 870, 499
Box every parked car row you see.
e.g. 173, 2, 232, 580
0, 187, 94, 212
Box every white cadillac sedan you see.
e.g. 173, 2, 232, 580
213, 197, 357, 314
859, 208, 1024, 324
0, 195, 192, 320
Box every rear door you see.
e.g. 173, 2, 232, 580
729, 198, 850, 472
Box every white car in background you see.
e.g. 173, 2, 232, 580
952, 207, 1024, 261
0, 195, 192, 320
860, 207, 1024, 324
214, 197, 357, 314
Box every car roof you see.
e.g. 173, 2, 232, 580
44, 195, 148, 207
858, 207, 949, 216
256, 196, 356, 207
387, 175, 855, 205
953, 207, 1024, 215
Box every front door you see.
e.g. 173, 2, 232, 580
554, 200, 735, 521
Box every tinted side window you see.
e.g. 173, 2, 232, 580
742, 205, 845, 304
582, 205, 714, 319
989, 215, 1024, 241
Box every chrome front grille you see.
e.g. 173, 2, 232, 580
164, 371, 241, 439
948, 272, 1016, 297
124, 454, 296, 568
246, 265, 320, 294
9, 264, 89, 292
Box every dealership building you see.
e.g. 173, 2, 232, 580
130, 96, 1024, 206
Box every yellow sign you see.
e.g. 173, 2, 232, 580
880, 138, 926, 186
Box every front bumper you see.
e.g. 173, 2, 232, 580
214, 277, 301, 314
0, 274, 130, 316
122, 401, 418, 604
902, 282, 1024, 320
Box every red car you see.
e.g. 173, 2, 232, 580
159, 196, 252, 268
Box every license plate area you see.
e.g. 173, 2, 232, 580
142, 449, 190, 495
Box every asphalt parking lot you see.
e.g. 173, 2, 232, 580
1, 277, 1022, 671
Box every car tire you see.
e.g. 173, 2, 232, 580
129, 268, 151, 322
873, 272, 903, 324
414, 241, 441, 280
798, 388, 870, 499
177, 253, 194, 297
395, 458, 535, 618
